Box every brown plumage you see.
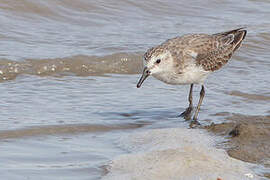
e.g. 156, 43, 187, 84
195, 28, 246, 71
144, 28, 247, 72
137, 28, 247, 123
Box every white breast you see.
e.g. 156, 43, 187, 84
153, 65, 211, 85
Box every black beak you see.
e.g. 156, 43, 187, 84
137, 67, 150, 88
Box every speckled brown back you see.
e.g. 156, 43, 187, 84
144, 28, 246, 72
195, 28, 247, 71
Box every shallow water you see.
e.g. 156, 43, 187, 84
0, 0, 270, 179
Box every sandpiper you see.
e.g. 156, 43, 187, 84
137, 28, 247, 124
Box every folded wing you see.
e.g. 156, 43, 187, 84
189, 28, 247, 71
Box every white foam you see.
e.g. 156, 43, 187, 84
102, 128, 258, 180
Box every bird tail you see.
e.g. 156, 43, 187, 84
232, 28, 247, 52
214, 27, 247, 52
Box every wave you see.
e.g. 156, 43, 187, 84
0, 122, 143, 139
0, 53, 143, 81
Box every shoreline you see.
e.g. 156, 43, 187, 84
205, 113, 270, 179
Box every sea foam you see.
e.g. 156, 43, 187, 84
102, 128, 257, 180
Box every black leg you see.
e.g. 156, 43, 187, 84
180, 84, 193, 120
192, 85, 205, 121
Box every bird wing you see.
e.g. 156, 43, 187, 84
185, 28, 247, 71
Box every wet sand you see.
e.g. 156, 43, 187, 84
205, 113, 270, 178
0, 123, 144, 139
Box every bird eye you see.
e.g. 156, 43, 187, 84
156, 59, 161, 64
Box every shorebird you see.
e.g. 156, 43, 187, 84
137, 28, 247, 125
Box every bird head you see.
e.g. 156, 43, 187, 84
137, 47, 173, 88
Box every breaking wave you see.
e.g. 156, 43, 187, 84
0, 53, 143, 81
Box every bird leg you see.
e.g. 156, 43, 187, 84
180, 84, 193, 120
191, 85, 205, 124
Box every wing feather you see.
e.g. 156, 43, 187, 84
186, 28, 247, 71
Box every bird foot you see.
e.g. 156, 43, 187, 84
189, 119, 201, 128
179, 106, 193, 120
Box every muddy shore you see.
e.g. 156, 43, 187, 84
205, 113, 270, 178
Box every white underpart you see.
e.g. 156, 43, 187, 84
146, 51, 210, 85
177, 64, 210, 84
153, 64, 210, 85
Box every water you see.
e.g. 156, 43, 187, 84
0, 0, 270, 179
